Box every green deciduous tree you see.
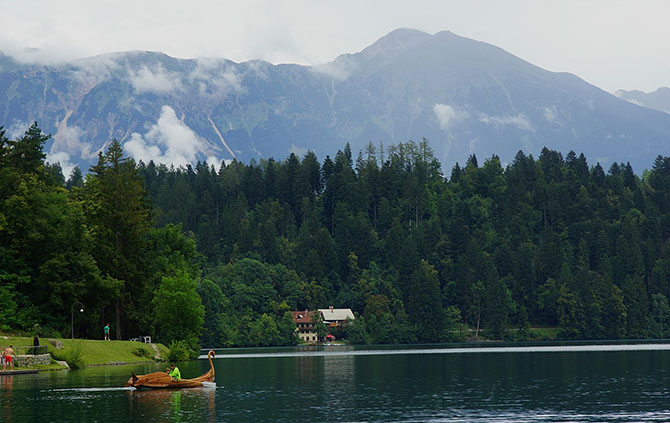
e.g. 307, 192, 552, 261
153, 272, 205, 356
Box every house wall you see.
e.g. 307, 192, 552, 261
295, 322, 318, 343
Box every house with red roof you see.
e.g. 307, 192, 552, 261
291, 310, 318, 343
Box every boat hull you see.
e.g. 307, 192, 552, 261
125, 350, 216, 390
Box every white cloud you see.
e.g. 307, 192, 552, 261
289, 144, 308, 156
311, 56, 358, 81
542, 106, 557, 123
189, 58, 245, 97
586, 98, 595, 111
52, 123, 85, 152
468, 138, 478, 153
46, 151, 76, 180
245, 60, 270, 80
124, 105, 217, 167
128, 64, 183, 94
433, 103, 469, 130
71, 54, 121, 84
205, 155, 221, 167
1, 1, 670, 91
6, 120, 31, 140
48, 111, 98, 160
479, 112, 533, 132
623, 98, 644, 107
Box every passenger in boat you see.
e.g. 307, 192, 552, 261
167, 363, 181, 381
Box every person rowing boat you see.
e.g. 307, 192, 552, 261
166, 363, 181, 381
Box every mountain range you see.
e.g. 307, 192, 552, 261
1, 28, 670, 175
616, 87, 670, 115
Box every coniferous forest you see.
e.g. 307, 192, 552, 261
3, 123, 670, 351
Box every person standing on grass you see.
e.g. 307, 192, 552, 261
3, 345, 17, 371
32, 334, 40, 355
104, 323, 110, 341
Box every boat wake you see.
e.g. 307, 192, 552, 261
50, 387, 137, 392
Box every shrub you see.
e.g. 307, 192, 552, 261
52, 342, 85, 369
131, 346, 153, 359
167, 340, 190, 362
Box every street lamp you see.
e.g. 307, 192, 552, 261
71, 301, 84, 339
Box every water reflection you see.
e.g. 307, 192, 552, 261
1, 374, 13, 390
5, 345, 670, 422
1, 375, 13, 421
126, 387, 215, 422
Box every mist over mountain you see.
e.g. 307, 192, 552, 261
616, 87, 670, 115
2, 28, 670, 175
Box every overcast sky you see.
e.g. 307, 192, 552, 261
1, 0, 668, 93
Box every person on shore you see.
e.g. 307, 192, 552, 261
33, 334, 40, 355
3, 345, 17, 371
166, 364, 181, 381
104, 323, 110, 341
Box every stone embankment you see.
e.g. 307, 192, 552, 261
14, 354, 51, 367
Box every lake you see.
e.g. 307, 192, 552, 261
2, 343, 670, 422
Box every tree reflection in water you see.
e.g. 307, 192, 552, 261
126, 387, 215, 421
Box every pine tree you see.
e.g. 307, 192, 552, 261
83, 140, 154, 339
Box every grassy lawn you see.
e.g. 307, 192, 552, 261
528, 327, 559, 340
0, 335, 167, 367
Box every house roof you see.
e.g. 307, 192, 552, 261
318, 308, 355, 321
291, 310, 315, 324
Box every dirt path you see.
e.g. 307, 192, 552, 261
150, 343, 161, 360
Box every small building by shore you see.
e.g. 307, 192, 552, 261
291, 310, 318, 343
318, 307, 354, 328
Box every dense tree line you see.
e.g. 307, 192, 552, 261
4, 122, 670, 348
137, 139, 670, 344
0, 125, 203, 354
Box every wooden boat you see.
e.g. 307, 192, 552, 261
125, 350, 215, 389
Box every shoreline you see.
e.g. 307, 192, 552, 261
201, 338, 670, 356
1, 335, 168, 371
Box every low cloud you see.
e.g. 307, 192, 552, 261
189, 58, 245, 97
245, 60, 270, 80
289, 144, 308, 156
311, 56, 357, 81
49, 112, 98, 160
46, 151, 76, 180
52, 124, 86, 154
623, 98, 644, 107
205, 156, 221, 168
479, 112, 533, 132
542, 106, 557, 123
6, 120, 31, 140
586, 98, 595, 111
128, 64, 183, 94
124, 105, 217, 167
433, 103, 469, 130
71, 54, 121, 85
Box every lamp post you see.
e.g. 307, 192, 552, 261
71, 301, 84, 339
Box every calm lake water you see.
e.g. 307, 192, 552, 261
3, 343, 670, 422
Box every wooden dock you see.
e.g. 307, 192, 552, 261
0, 369, 38, 375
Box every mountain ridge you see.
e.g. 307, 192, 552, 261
617, 87, 670, 115
1, 28, 669, 175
